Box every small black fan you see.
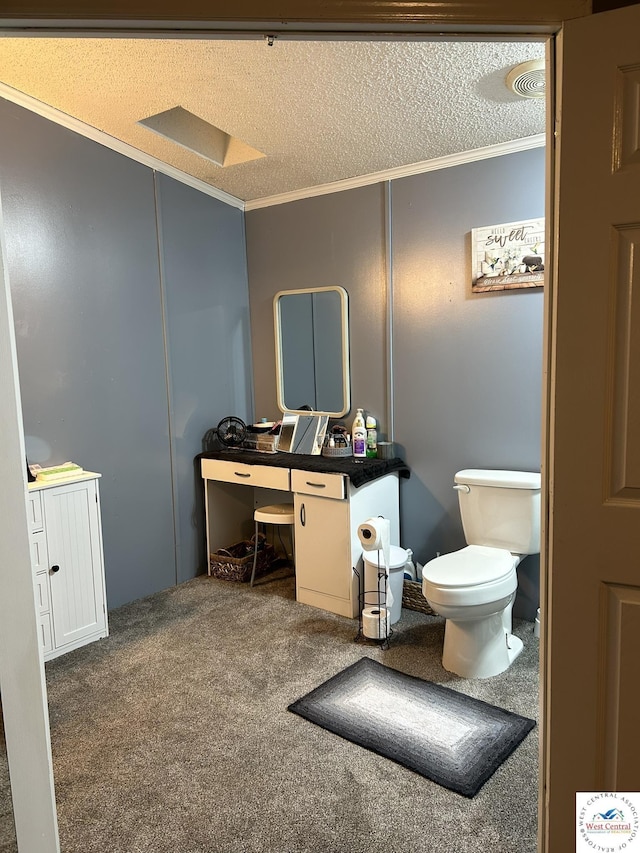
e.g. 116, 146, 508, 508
215, 416, 247, 449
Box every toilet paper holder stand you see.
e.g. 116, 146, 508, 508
354, 562, 392, 650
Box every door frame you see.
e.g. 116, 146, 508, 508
0, 196, 60, 849
0, 9, 565, 852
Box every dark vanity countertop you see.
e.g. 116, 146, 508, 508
197, 449, 409, 489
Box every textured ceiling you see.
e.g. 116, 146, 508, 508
0, 37, 546, 203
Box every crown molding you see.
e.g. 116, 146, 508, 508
245, 134, 546, 210
0, 82, 245, 210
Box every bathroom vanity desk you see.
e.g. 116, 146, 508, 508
199, 450, 408, 619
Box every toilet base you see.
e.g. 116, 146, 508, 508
442, 612, 523, 679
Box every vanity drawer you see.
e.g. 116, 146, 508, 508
291, 469, 346, 500
27, 490, 43, 534
201, 458, 290, 491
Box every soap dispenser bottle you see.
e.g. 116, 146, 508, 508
352, 408, 366, 459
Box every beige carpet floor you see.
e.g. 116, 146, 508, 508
2, 570, 539, 852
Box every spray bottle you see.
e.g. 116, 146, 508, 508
352, 408, 366, 459
403, 549, 416, 580
365, 415, 377, 458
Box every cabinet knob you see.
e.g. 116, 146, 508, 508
50, 564, 60, 573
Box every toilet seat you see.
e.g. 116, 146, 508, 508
424, 545, 516, 586
422, 545, 518, 608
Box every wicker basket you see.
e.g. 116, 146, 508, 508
402, 579, 436, 615
209, 533, 275, 583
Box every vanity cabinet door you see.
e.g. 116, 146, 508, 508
294, 492, 355, 618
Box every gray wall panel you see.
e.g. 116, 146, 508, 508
0, 89, 543, 620
245, 148, 545, 620
246, 185, 387, 431
0, 99, 176, 608
155, 173, 252, 581
392, 148, 545, 619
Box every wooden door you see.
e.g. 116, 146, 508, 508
546, 4, 640, 849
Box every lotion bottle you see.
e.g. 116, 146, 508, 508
352, 408, 366, 459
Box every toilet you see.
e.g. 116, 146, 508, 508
422, 468, 541, 679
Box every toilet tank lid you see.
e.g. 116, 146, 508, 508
455, 469, 541, 490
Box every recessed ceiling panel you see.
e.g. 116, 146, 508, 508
138, 105, 264, 167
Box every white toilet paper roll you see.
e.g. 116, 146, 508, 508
362, 606, 389, 640
358, 517, 392, 612
358, 518, 391, 574
357, 517, 391, 554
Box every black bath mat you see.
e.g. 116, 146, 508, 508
288, 657, 535, 798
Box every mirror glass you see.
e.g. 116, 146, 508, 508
274, 286, 350, 417
277, 413, 329, 455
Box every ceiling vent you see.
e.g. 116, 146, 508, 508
506, 59, 546, 99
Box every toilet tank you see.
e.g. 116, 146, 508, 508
454, 469, 541, 554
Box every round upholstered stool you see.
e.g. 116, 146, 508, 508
250, 503, 295, 587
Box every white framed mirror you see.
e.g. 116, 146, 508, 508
274, 285, 350, 417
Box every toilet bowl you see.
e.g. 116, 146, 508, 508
422, 545, 523, 679
421, 468, 541, 679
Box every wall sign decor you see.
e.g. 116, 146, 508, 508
471, 217, 545, 292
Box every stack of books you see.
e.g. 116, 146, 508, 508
35, 463, 84, 483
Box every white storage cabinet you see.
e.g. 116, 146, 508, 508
27, 473, 108, 661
